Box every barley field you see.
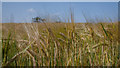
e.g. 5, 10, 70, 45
1, 21, 120, 66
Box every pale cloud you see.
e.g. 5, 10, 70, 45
27, 8, 36, 13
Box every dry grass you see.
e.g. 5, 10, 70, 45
1, 11, 119, 66
1, 21, 119, 66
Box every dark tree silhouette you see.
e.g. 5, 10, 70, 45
32, 17, 46, 23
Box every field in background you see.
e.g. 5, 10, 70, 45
0, 23, 2, 67
1, 22, 120, 66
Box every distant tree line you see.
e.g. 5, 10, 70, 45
32, 16, 62, 23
